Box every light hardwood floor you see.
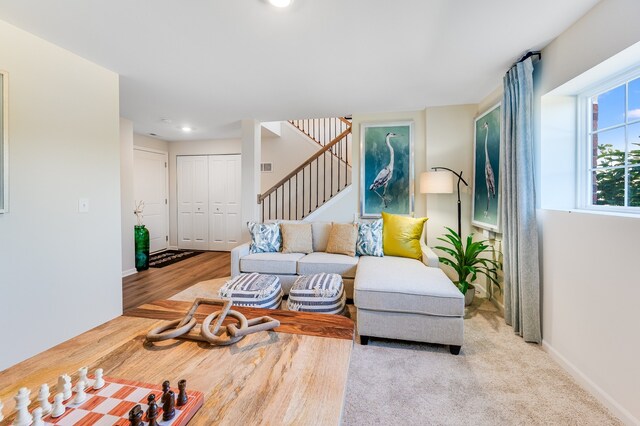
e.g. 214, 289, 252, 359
122, 251, 231, 312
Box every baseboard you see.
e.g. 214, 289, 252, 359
542, 340, 639, 426
122, 268, 137, 278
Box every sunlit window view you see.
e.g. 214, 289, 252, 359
588, 76, 640, 208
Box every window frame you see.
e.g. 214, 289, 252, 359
577, 65, 640, 214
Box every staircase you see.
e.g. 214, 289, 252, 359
258, 117, 352, 221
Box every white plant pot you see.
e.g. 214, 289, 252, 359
464, 284, 475, 306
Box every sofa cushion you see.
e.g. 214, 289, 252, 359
248, 222, 281, 254
356, 219, 383, 257
381, 212, 427, 260
240, 252, 305, 275
311, 222, 332, 252
297, 252, 358, 278
354, 256, 464, 317
326, 223, 358, 257
281, 223, 313, 254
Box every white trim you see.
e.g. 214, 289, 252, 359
132, 145, 168, 155
577, 65, 640, 214
542, 340, 639, 426
122, 268, 137, 278
303, 185, 353, 222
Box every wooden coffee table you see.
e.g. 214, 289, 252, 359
0, 300, 354, 425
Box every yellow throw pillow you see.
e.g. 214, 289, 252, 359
281, 223, 313, 254
381, 212, 427, 259
325, 223, 358, 257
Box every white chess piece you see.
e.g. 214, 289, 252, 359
38, 384, 52, 415
0, 398, 4, 421
73, 380, 87, 404
51, 393, 65, 418
93, 368, 105, 390
57, 374, 72, 400
32, 407, 44, 426
14, 387, 33, 426
76, 367, 90, 391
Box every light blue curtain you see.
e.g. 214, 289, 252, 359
500, 57, 541, 343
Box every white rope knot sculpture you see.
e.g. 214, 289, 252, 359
146, 298, 280, 346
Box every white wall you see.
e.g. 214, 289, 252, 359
120, 119, 136, 276
0, 19, 122, 370
168, 138, 241, 246
133, 133, 169, 153
537, 1, 640, 423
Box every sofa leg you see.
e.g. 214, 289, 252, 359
449, 345, 461, 355
360, 336, 369, 345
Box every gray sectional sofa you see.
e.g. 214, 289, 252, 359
230, 221, 465, 354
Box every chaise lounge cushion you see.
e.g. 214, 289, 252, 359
240, 252, 305, 275
355, 256, 464, 317
297, 252, 359, 278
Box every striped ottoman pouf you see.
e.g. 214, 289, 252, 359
219, 273, 283, 309
287, 273, 346, 315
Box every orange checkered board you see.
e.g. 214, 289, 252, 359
37, 376, 204, 425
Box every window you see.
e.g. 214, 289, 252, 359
581, 69, 640, 212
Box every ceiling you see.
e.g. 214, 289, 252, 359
0, 0, 599, 141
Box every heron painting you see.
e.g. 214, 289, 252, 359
472, 103, 501, 231
360, 122, 414, 218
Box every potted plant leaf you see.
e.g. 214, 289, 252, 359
434, 227, 501, 306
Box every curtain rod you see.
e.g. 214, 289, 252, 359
511, 51, 541, 68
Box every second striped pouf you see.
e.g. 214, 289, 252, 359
287, 273, 346, 315
218, 273, 283, 309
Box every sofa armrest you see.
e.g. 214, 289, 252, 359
231, 242, 250, 277
420, 240, 439, 268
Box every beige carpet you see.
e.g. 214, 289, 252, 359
171, 279, 621, 425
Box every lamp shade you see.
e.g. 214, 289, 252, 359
420, 171, 453, 194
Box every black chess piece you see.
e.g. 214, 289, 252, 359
162, 389, 176, 421
177, 379, 188, 406
146, 394, 158, 426
128, 404, 144, 426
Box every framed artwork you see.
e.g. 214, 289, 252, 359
360, 121, 414, 218
0, 71, 7, 214
472, 103, 501, 231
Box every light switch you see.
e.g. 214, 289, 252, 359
78, 198, 90, 213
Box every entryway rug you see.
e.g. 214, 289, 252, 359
149, 250, 202, 268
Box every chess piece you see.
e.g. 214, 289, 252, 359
93, 368, 105, 390
57, 374, 72, 400
177, 379, 188, 406
73, 380, 87, 404
0, 398, 4, 422
146, 394, 158, 426
51, 393, 65, 418
162, 389, 176, 421
128, 404, 144, 426
38, 384, 52, 415
32, 407, 44, 426
76, 367, 91, 390
14, 387, 33, 426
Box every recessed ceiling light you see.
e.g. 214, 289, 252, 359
181, 126, 193, 132
269, 0, 293, 7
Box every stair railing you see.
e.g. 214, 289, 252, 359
289, 117, 352, 155
258, 126, 352, 221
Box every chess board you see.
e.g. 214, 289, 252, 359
39, 376, 204, 426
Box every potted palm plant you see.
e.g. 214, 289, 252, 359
434, 227, 501, 306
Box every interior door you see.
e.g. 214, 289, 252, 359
133, 149, 168, 253
209, 154, 242, 251
177, 156, 209, 250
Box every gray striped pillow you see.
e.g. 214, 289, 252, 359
219, 273, 283, 309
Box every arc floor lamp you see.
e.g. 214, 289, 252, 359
420, 167, 469, 237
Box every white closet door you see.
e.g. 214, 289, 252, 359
177, 156, 209, 250
209, 154, 242, 251
133, 149, 168, 253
